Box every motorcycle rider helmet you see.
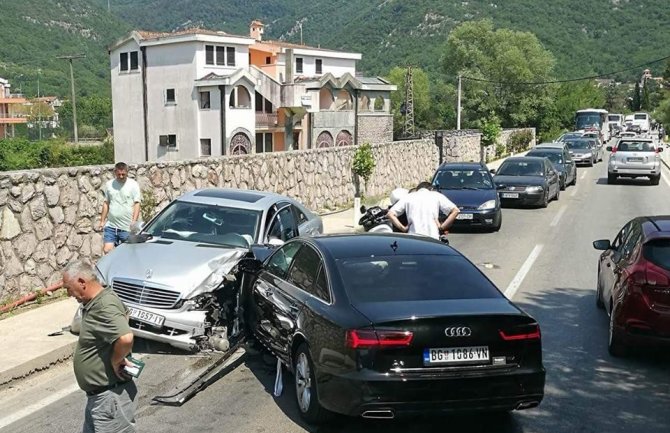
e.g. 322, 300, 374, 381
390, 188, 409, 205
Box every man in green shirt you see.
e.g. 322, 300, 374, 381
63, 259, 137, 433
98, 162, 141, 254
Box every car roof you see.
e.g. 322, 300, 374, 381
436, 162, 486, 170
176, 188, 288, 210
311, 233, 460, 259
528, 147, 562, 154
617, 137, 653, 142
639, 216, 670, 240
535, 142, 566, 149
501, 156, 549, 163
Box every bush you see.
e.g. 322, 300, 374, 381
480, 117, 502, 147
352, 142, 376, 197
507, 130, 534, 154
140, 189, 157, 223
0, 138, 114, 171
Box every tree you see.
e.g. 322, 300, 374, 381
641, 82, 651, 111
632, 82, 641, 111
441, 20, 556, 130
58, 95, 112, 140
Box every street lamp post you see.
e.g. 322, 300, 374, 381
457, 74, 462, 130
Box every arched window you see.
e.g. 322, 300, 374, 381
360, 95, 371, 112
316, 131, 334, 148
335, 89, 353, 111
229, 133, 251, 154
319, 88, 334, 110
336, 130, 352, 147
374, 96, 385, 111
229, 85, 252, 108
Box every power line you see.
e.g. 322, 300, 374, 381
462, 53, 670, 86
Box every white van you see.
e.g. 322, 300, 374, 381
633, 112, 650, 133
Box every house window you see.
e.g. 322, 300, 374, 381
120, 52, 128, 71
316, 59, 322, 74
130, 51, 139, 70
296, 57, 303, 74
216, 46, 225, 65
200, 91, 211, 109
206, 45, 214, 65
159, 134, 177, 147
227, 47, 236, 66
206, 45, 236, 66
200, 139, 212, 156
255, 133, 273, 153
265, 56, 271, 64
166, 88, 176, 104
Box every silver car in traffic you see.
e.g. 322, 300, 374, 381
95, 188, 323, 351
607, 138, 663, 185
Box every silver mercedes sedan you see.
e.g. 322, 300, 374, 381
95, 188, 323, 352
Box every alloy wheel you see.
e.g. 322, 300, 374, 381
295, 352, 312, 413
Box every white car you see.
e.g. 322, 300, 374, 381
607, 138, 663, 185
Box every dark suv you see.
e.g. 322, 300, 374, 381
593, 216, 670, 356
432, 162, 502, 231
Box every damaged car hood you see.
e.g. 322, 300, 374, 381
97, 239, 247, 299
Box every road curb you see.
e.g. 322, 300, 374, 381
0, 341, 76, 387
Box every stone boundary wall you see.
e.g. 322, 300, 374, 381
0, 133, 484, 299
482, 128, 537, 162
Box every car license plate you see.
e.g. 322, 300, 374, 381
456, 213, 473, 220
627, 157, 643, 162
128, 307, 165, 327
424, 346, 490, 365
501, 192, 519, 199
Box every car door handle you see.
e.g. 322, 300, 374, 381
289, 305, 300, 314
256, 281, 273, 298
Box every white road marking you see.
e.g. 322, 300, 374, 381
550, 206, 567, 227
0, 383, 79, 429
662, 172, 670, 189
580, 171, 587, 179
504, 244, 544, 300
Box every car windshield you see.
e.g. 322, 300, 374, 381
496, 160, 544, 176
433, 169, 494, 190
528, 151, 562, 164
145, 201, 261, 248
565, 140, 591, 150
644, 239, 670, 271
337, 255, 501, 302
616, 141, 655, 152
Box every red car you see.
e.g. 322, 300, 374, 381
593, 216, 670, 356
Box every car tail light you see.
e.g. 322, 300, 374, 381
499, 324, 541, 341
345, 329, 413, 349
611, 147, 617, 154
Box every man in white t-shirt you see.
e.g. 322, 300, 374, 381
98, 162, 141, 254
387, 181, 459, 240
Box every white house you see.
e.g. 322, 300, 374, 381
109, 22, 396, 163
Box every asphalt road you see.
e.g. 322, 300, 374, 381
2, 143, 670, 433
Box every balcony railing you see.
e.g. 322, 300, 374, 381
256, 112, 279, 128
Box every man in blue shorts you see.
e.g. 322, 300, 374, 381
97, 162, 141, 254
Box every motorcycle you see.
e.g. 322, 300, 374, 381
358, 204, 450, 244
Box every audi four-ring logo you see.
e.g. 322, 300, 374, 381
445, 327, 472, 337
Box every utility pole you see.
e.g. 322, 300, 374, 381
457, 74, 462, 130
57, 54, 86, 144
108, 0, 111, 12
402, 65, 415, 138
37, 68, 42, 140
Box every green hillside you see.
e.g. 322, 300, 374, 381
0, 0, 129, 98
102, 0, 670, 80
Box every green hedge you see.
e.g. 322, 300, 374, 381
0, 138, 114, 172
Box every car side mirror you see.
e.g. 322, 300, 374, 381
606, 146, 612, 151
267, 237, 284, 247
658, 147, 664, 153
489, 169, 496, 174
592, 239, 611, 251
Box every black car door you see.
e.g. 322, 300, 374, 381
251, 241, 302, 355
563, 149, 576, 183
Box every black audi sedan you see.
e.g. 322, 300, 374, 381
493, 156, 561, 207
432, 162, 502, 231
242, 234, 545, 423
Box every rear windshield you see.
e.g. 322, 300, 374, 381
644, 239, 670, 271
528, 151, 562, 164
336, 255, 501, 302
565, 140, 591, 149
634, 114, 647, 120
616, 141, 655, 152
